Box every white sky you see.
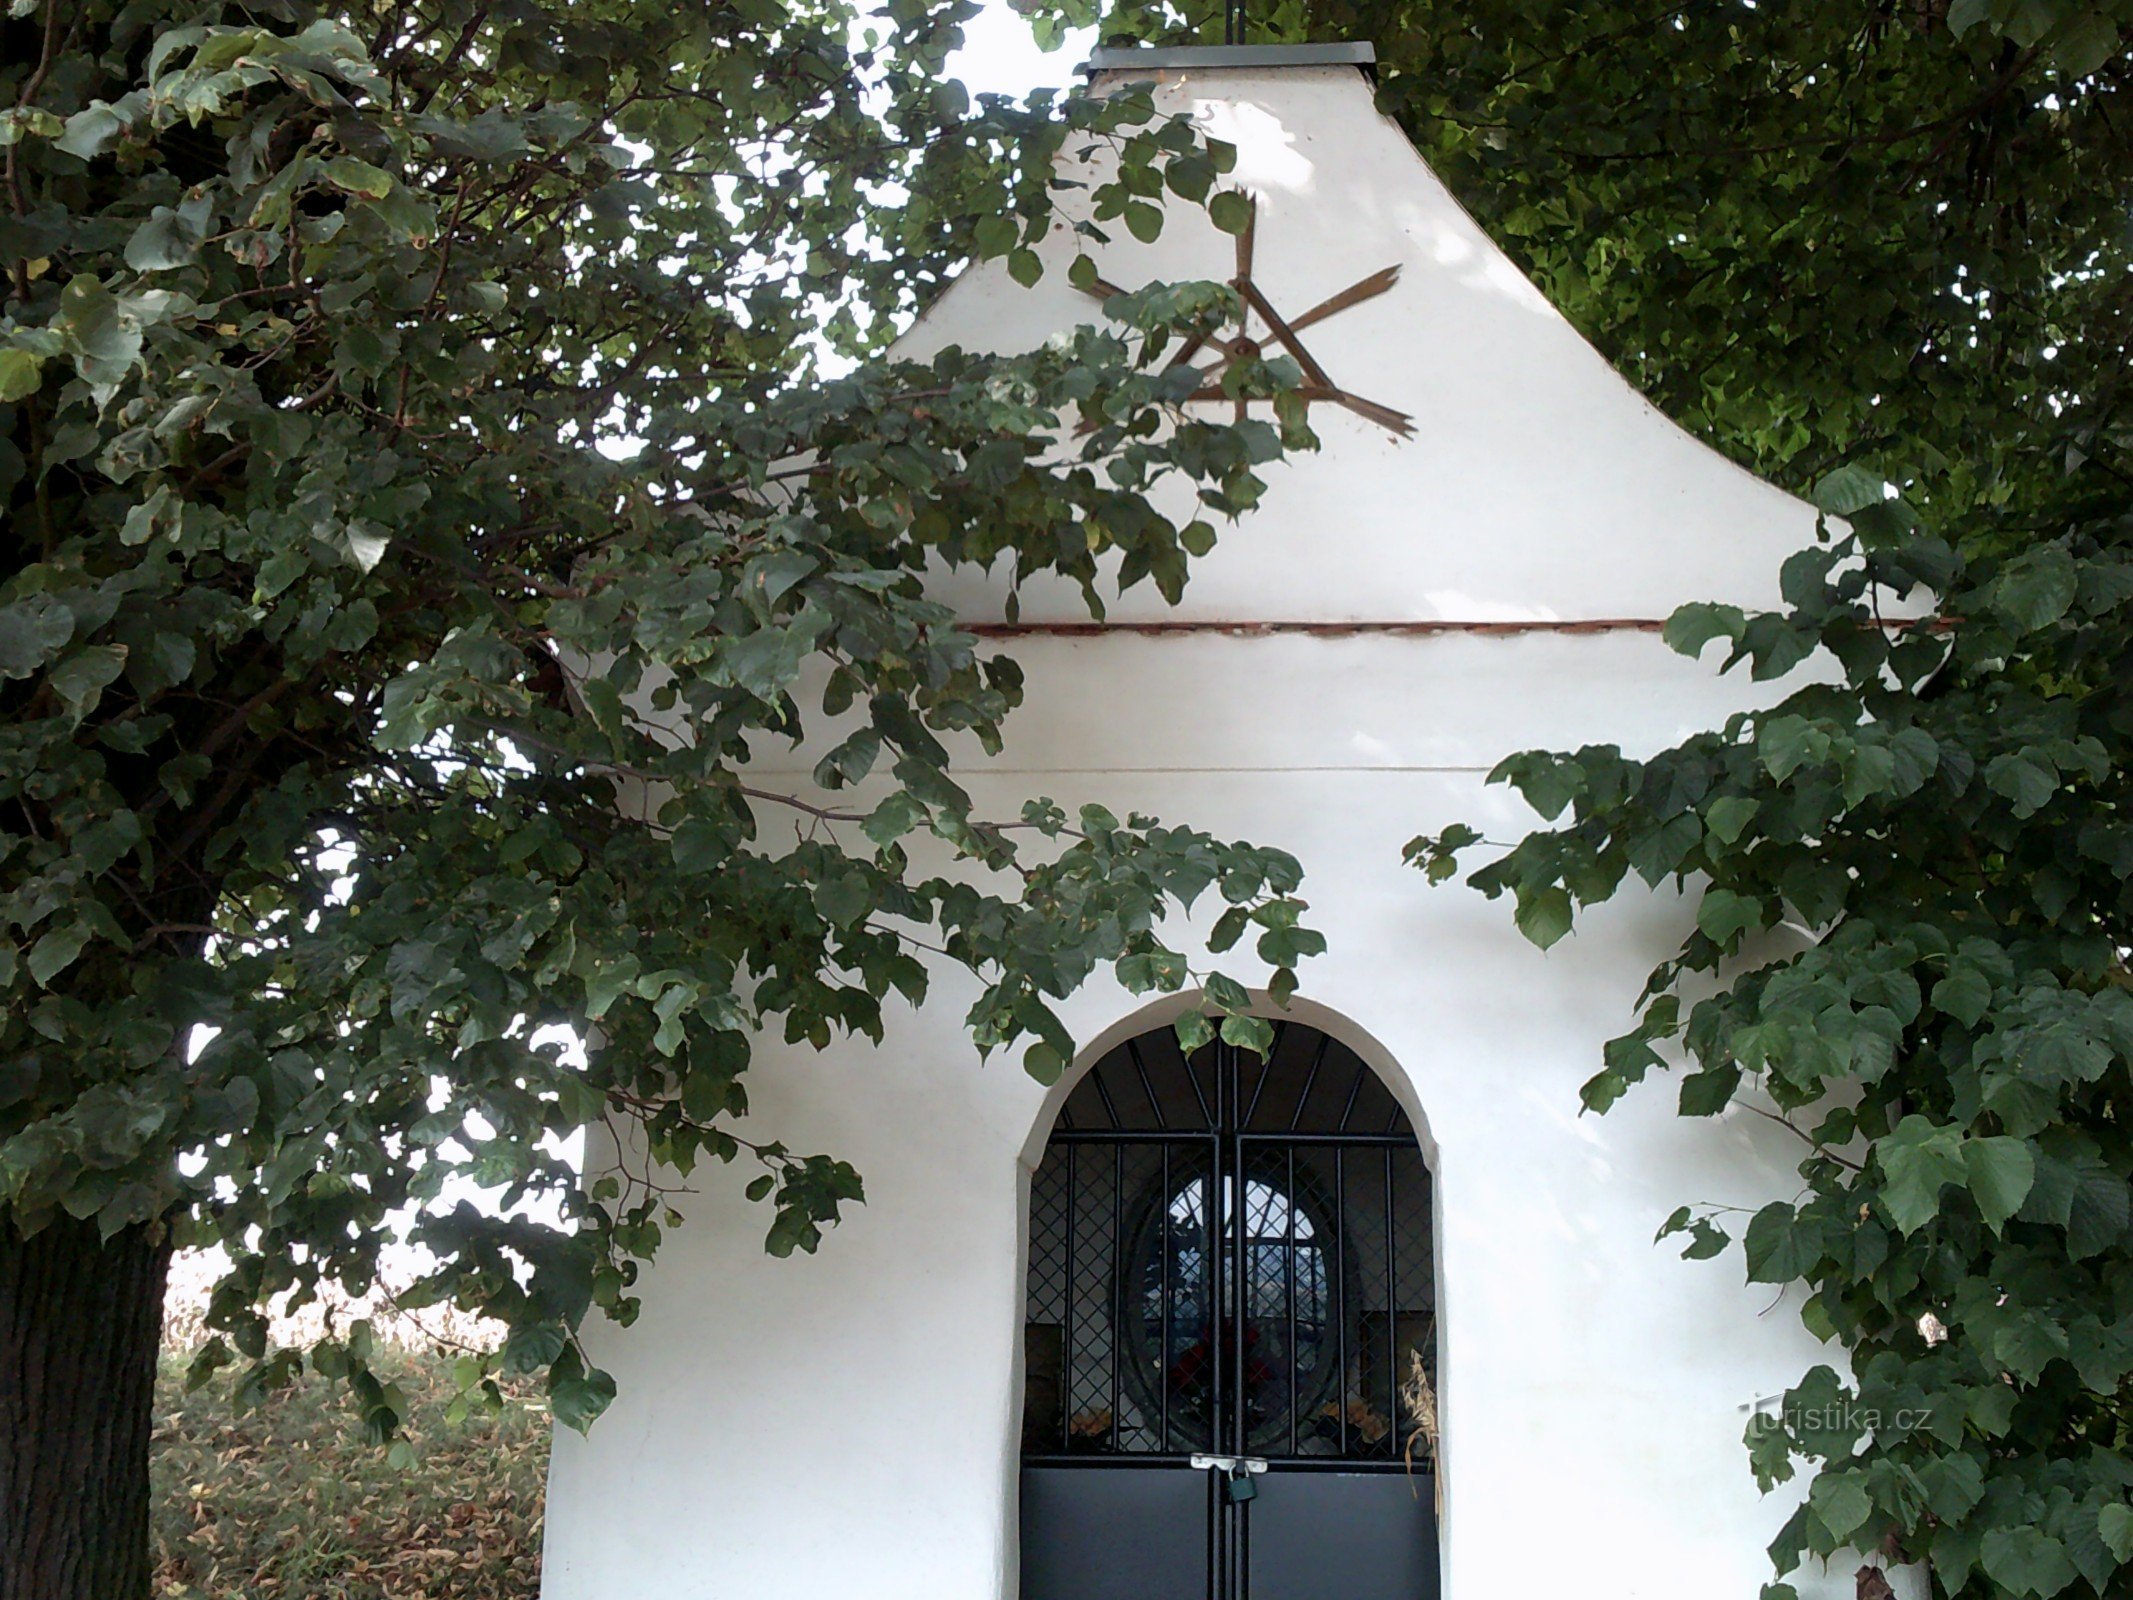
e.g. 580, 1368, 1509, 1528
947, 3, 1095, 98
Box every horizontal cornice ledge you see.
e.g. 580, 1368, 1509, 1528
1081, 43, 1377, 76
961, 617, 1948, 639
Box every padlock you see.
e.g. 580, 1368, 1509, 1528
1224, 1466, 1258, 1504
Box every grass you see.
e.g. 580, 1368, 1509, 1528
152, 1345, 548, 1599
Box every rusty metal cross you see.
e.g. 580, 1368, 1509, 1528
1077, 190, 1413, 438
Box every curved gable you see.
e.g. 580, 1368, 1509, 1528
897, 58, 1815, 626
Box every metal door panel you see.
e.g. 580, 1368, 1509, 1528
1020, 1466, 1209, 1600
1021, 1030, 1439, 1600
1246, 1473, 1439, 1599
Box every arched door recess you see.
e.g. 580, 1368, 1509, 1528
1019, 1021, 1439, 1600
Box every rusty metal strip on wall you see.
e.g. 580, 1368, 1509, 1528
965, 617, 1947, 640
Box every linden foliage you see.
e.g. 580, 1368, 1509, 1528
1062, 0, 2133, 1592
1369, 5, 2133, 1599
0, 0, 1321, 1438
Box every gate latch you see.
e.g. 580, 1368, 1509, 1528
1190, 1454, 1268, 1503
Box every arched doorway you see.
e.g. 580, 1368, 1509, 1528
1019, 1020, 1440, 1599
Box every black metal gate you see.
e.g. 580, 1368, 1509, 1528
1020, 1023, 1438, 1600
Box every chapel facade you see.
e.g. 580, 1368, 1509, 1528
541, 44, 1859, 1600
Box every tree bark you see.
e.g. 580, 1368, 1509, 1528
0, 1212, 170, 1600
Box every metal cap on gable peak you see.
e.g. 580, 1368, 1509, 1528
1081, 41, 1376, 77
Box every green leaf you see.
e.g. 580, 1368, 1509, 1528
973, 214, 1016, 258
1996, 548, 2079, 634
863, 791, 927, 849
1932, 967, 1992, 1029
1695, 888, 1763, 946
549, 1356, 616, 1435
1985, 753, 2056, 817
1967, 1381, 2018, 1438
1007, 248, 1043, 287
1887, 726, 1939, 795
27, 922, 90, 986
54, 274, 142, 389
0, 347, 44, 401
1207, 190, 1252, 235
1678, 1066, 1739, 1116
55, 101, 127, 160
1208, 905, 1249, 954
1916, 1452, 1985, 1523
49, 644, 127, 725
669, 817, 726, 875
1255, 923, 1325, 967
1963, 1135, 2036, 1231
1743, 1202, 1819, 1282
0, 599, 72, 678
1514, 887, 1573, 950
1581, 1061, 1632, 1113
1841, 742, 1896, 806
1023, 1040, 1066, 1084
2067, 1166, 2131, 1260
2052, 13, 2120, 76
321, 156, 394, 199
1810, 464, 1887, 515
1758, 715, 1824, 782
500, 1323, 568, 1377
1877, 1116, 1967, 1234
1992, 1313, 2069, 1383
1807, 1470, 1873, 1544
719, 618, 816, 699
124, 197, 211, 271
1118, 948, 1186, 993
1497, 753, 1582, 820
1981, 1528, 2078, 1600
1704, 796, 1758, 845
2099, 1505, 2133, 1566
811, 873, 871, 927
1663, 602, 1746, 659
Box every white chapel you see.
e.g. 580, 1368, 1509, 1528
541, 42, 1882, 1600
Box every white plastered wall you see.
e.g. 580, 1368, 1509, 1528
541, 58, 1899, 1600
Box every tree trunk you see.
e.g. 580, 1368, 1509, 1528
0, 1212, 170, 1600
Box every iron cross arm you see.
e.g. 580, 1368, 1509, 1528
1071, 191, 1413, 437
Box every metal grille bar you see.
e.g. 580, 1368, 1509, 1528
1022, 1029, 1434, 1471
